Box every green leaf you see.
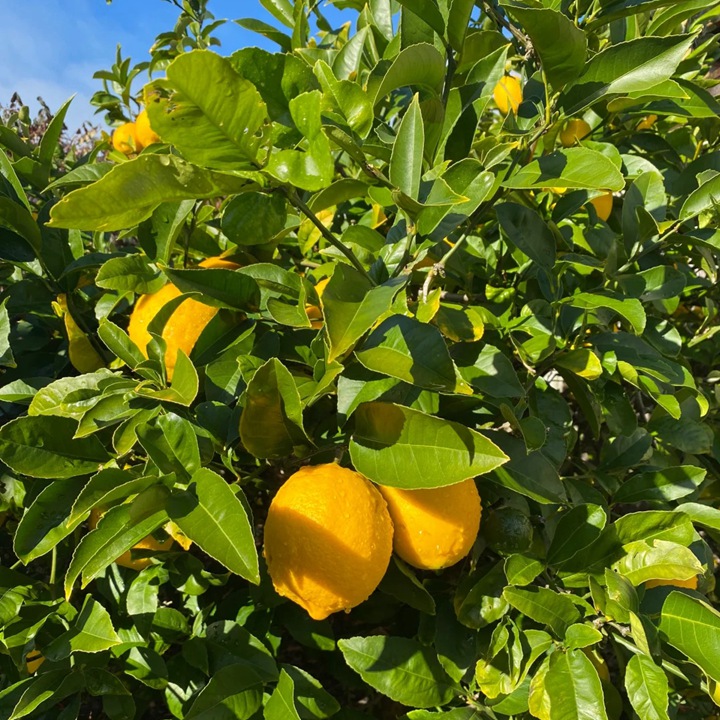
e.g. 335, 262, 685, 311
614, 540, 702, 586
148, 50, 268, 168
161, 266, 261, 312
184, 663, 264, 720
379, 557, 437, 615
138, 200, 194, 264
0, 298, 15, 368
266, 90, 334, 192
679, 173, 720, 221
614, 466, 706, 504
222, 191, 287, 246
13, 477, 87, 563
394, 0, 445, 38
503, 4, 587, 89
264, 670, 302, 720
369, 43, 446, 106
0, 197, 41, 256
564, 292, 646, 334
454, 344, 524, 398
390, 94, 425, 201
239, 358, 309, 459
28, 369, 117, 420
281, 665, 340, 719
339, 636, 456, 708
659, 592, 720, 682
48, 155, 259, 232
530, 650, 608, 720
503, 587, 581, 638
167, 468, 259, 583
561, 35, 694, 114
447, 0, 475, 52
0, 416, 110, 479
96, 255, 164, 294
9, 670, 84, 720
44, 596, 121, 661
64, 484, 170, 597
349, 402, 508, 488
624, 654, 670, 720
323, 265, 406, 363
496, 203, 556, 270
137, 412, 201, 480
547, 505, 607, 567
356, 315, 465, 393
502, 148, 624, 192
98, 320, 146, 370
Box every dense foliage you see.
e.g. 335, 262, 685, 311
1, 0, 720, 717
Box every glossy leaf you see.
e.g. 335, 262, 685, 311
624, 654, 670, 720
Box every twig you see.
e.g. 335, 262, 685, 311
481, 1, 531, 54
283, 188, 375, 285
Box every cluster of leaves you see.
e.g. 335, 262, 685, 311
1, 0, 720, 718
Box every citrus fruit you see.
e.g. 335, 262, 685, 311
645, 575, 699, 590
112, 122, 138, 155
590, 193, 613, 222
493, 76, 522, 115
306, 277, 330, 329
583, 648, 610, 683
89, 507, 173, 571
135, 109, 161, 149
559, 118, 591, 147
25, 650, 45, 674
378, 479, 481, 570
636, 114, 657, 131
264, 463, 393, 620
481, 506, 533, 555
127, 256, 239, 380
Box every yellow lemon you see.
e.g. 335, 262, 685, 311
560, 118, 591, 147
583, 648, 610, 683
493, 76, 522, 115
378, 479, 481, 570
590, 193, 613, 222
127, 257, 240, 380
264, 464, 394, 620
135, 109, 161, 149
636, 114, 657, 131
306, 277, 330, 329
111, 122, 138, 155
26, 650, 45, 674
645, 575, 699, 590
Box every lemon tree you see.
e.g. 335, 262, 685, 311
1, 0, 720, 717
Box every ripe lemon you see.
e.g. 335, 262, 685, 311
493, 76, 522, 115
645, 575, 699, 590
112, 122, 138, 155
378, 479, 481, 570
135, 109, 161, 149
264, 463, 394, 620
26, 650, 45, 674
306, 277, 330, 329
636, 114, 657, 131
127, 256, 239, 380
559, 118, 591, 147
590, 193, 613, 222
89, 508, 173, 571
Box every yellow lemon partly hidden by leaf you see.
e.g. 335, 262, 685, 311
263, 463, 394, 620
378, 479, 481, 570
590, 193, 613, 222
305, 277, 330, 329
559, 118, 591, 147
26, 650, 45, 674
637, 114, 657, 131
55, 294, 105, 374
135, 109, 161, 149
112, 122, 139, 155
583, 648, 610, 683
127, 256, 240, 380
89, 508, 174, 571
493, 76, 522, 115
645, 575, 699, 590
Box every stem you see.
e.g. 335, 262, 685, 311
284, 188, 375, 284
481, 1, 530, 53
49, 547, 58, 598
442, 45, 457, 109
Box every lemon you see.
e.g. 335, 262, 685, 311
378, 479, 481, 570
135, 109, 161, 149
264, 463, 394, 620
636, 114, 657, 131
493, 76, 522, 115
645, 575, 699, 590
306, 277, 330, 329
127, 256, 239, 380
481, 506, 533, 555
89, 508, 173, 571
112, 122, 138, 155
590, 193, 613, 222
26, 650, 45, 674
583, 648, 610, 683
559, 118, 591, 147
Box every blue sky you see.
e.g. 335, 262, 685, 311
0, 1, 352, 133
